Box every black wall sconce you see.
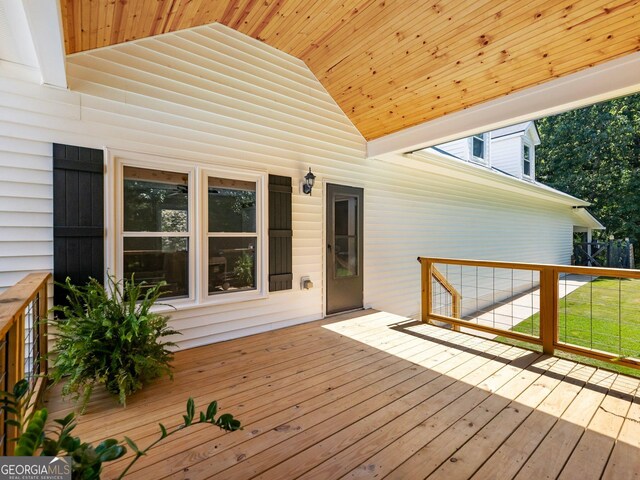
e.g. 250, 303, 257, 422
303, 168, 316, 195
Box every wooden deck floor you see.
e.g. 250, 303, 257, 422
44, 310, 640, 480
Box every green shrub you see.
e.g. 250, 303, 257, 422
49, 275, 180, 410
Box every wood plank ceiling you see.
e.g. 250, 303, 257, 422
60, 0, 640, 140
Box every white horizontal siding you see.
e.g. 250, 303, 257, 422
0, 131, 52, 290
0, 22, 577, 348
490, 136, 522, 178
436, 138, 469, 160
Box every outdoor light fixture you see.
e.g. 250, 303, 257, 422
303, 168, 316, 195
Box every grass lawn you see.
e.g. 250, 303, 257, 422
497, 276, 640, 377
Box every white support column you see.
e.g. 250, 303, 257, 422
20, 0, 67, 88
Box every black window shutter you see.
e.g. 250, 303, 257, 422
268, 175, 293, 291
53, 143, 104, 306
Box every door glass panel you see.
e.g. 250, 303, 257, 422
334, 196, 358, 278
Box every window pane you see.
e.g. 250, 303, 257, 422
334, 195, 358, 278
524, 160, 531, 176
208, 177, 256, 233
208, 237, 257, 294
335, 236, 358, 277
335, 197, 357, 236
472, 136, 484, 158
524, 145, 531, 161
124, 237, 189, 298
123, 166, 188, 232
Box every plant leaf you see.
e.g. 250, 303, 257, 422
98, 444, 126, 462
206, 401, 218, 421
124, 436, 143, 455
186, 398, 195, 422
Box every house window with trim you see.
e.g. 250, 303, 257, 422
523, 144, 532, 177
122, 166, 191, 299
471, 133, 487, 161
118, 157, 265, 304
207, 177, 257, 295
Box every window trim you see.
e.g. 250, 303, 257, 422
115, 156, 196, 306
522, 140, 533, 179
200, 167, 267, 303
470, 133, 488, 163
108, 149, 268, 309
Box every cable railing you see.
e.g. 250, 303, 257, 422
430, 265, 462, 323
418, 257, 640, 372
0, 272, 50, 455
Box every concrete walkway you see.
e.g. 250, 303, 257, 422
462, 274, 593, 339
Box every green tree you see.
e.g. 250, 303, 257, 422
536, 94, 640, 254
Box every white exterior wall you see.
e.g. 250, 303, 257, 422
0, 23, 576, 349
435, 138, 469, 160
489, 136, 522, 178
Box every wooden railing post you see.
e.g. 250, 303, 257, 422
452, 290, 461, 332
539, 267, 558, 355
420, 258, 432, 324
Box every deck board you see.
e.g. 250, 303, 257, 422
44, 310, 640, 480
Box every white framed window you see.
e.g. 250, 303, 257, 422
120, 163, 195, 302
523, 142, 533, 178
111, 151, 267, 307
471, 133, 487, 162
202, 169, 266, 301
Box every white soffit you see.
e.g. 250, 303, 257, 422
367, 52, 640, 159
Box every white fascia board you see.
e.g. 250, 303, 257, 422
367, 52, 640, 158
21, 0, 67, 88
527, 122, 541, 145
399, 149, 589, 207
573, 208, 606, 230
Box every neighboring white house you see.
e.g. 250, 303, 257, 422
0, 15, 606, 347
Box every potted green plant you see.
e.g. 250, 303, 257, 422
49, 275, 179, 410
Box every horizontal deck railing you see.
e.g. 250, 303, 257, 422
0, 272, 50, 455
419, 257, 640, 371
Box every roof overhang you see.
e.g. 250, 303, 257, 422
367, 52, 640, 158
4, 2, 640, 153
56, 1, 640, 141
572, 208, 606, 230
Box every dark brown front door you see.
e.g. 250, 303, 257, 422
326, 184, 363, 315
